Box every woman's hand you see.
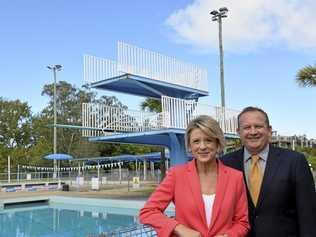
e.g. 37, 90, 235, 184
173, 224, 202, 237
214, 234, 228, 237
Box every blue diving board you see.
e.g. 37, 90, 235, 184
87, 73, 209, 100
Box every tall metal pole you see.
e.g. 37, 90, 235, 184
53, 68, 57, 177
218, 16, 225, 108
47, 65, 62, 179
210, 7, 228, 108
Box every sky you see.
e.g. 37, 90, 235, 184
0, 0, 315, 138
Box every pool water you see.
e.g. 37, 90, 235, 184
0, 201, 139, 237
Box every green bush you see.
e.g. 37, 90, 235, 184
307, 156, 316, 169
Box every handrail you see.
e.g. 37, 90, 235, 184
87, 224, 156, 237
82, 98, 240, 137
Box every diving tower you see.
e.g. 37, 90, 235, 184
82, 42, 239, 165
84, 42, 208, 100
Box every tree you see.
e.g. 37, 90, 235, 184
0, 98, 33, 172
296, 65, 316, 87
40, 81, 97, 157
39, 81, 143, 159
29, 113, 57, 166
140, 98, 162, 112
140, 97, 166, 180
225, 138, 241, 153
295, 146, 316, 170
0, 83, 166, 175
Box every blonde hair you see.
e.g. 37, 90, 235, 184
185, 115, 225, 153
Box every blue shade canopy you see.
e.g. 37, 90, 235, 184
44, 153, 74, 160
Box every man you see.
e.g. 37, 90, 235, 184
221, 106, 316, 237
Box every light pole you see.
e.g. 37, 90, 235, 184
210, 7, 228, 108
47, 64, 62, 178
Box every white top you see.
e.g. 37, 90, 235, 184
202, 194, 216, 227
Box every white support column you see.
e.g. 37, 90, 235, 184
8, 156, 11, 183
292, 139, 295, 150
17, 164, 20, 183
165, 159, 169, 171
82, 162, 85, 177
78, 162, 81, 176
97, 161, 100, 180
119, 162, 122, 184
143, 159, 147, 181
150, 161, 155, 179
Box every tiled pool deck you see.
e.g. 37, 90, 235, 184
0, 183, 155, 201
0, 195, 148, 210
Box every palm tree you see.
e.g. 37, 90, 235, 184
140, 98, 162, 112
296, 65, 316, 87
140, 98, 166, 181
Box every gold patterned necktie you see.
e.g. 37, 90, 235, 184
249, 155, 263, 206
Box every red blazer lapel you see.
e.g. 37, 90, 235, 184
209, 161, 229, 230
186, 159, 207, 227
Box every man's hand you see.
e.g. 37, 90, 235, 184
173, 224, 202, 237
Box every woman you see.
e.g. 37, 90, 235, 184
139, 115, 249, 237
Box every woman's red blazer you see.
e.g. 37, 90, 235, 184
139, 159, 249, 237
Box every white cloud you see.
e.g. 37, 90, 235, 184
165, 0, 316, 53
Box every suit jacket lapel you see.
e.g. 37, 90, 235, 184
229, 149, 244, 172
256, 146, 282, 209
186, 160, 207, 226
209, 161, 229, 230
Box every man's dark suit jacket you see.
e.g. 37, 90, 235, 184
221, 145, 316, 237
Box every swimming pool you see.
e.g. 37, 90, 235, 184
0, 196, 150, 237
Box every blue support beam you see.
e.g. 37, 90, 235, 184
88, 129, 236, 166
89, 129, 189, 166
168, 133, 188, 166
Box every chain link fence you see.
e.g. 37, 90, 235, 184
0, 168, 162, 193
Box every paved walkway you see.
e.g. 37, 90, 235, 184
0, 183, 156, 200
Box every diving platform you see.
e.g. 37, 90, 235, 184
82, 99, 239, 165
84, 42, 208, 99
82, 41, 240, 165
88, 73, 208, 100
82, 96, 239, 137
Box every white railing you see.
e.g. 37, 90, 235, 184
117, 41, 208, 91
83, 42, 208, 92
82, 103, 166, 137
161, 96, 239, 134
84, 55, 123, 84
82, 98, 239, 137
161, 96, 196, 129
193, 103, 239, 134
